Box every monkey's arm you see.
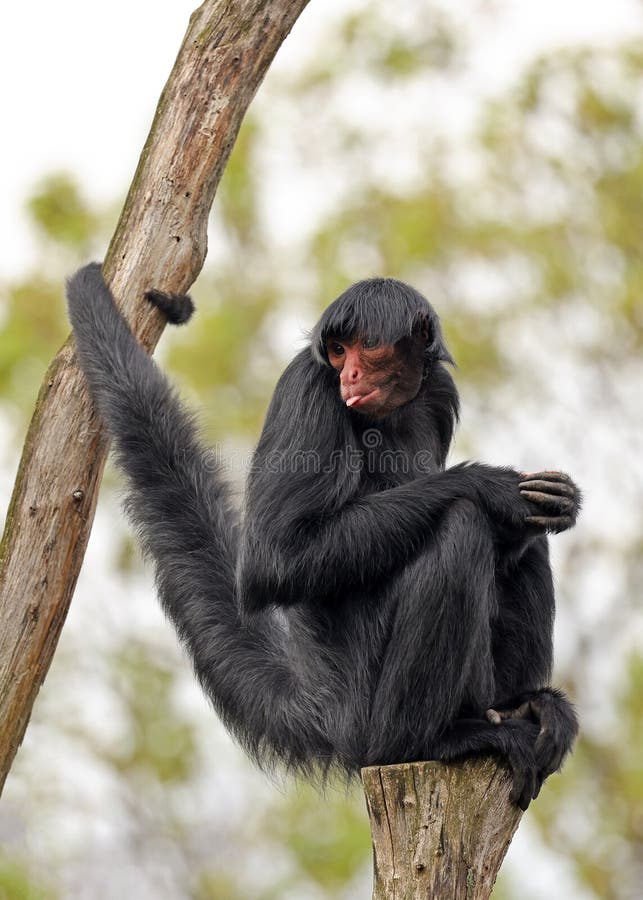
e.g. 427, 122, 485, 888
239, 366, 579, 611
238, 357, 548, 611
240, 464, 560, 612
238, 464, 490, 611
66, 263, 238, 606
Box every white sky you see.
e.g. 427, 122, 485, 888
1, 0, 642, 279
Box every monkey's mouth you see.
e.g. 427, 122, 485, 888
345, 388, 380, 408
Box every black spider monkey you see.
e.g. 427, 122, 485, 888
67, 263, 580, 810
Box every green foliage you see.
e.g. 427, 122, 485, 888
165, 276, 280, 436
26, 173, 96, 251
477, 46, 643, 355
192, 871, 247, 900
0, 858, 55, 900
0, 173, 106, 423
193, 785, 370, 899
215, 119, 260, 245
106, 641, 198, 784
0, 278, 68, 411
294, 8, 464, 90
260, 785, 371, 892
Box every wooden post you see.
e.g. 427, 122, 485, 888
362, 758, 523, 899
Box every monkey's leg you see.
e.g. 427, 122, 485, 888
365, 498, 497, 765
490, 539, 578, 788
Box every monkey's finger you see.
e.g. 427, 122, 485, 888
513, 702, 532, 720
520, 490, 574, 512
549, 745, 567, 774
537, 727, 567, 775
533, 771, 546, 800
519, 479, 575, 497
495, 702, 532, 722
534, 733, 557, 774
525, 515, 573, 533
536, 743, 563, 778
517, 766, 536, 810
486, 708, 502, 725
521, 471, 572, 485
509, 766, 528, 808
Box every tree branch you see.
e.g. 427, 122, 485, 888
0, 0, 310, 794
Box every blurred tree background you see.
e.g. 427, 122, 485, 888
0, 2, 641, 898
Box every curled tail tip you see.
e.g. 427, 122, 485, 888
145, 289, 195, 325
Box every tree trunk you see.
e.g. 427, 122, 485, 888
0, 0, 310, 794
362, 758, 523, 899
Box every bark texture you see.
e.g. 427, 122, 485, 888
362, 758, 523, 899
0, 0, 310, 794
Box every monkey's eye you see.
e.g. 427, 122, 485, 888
328, 342, 345, 356
361, 337, 379, 350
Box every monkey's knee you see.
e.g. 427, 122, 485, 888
443, 498, 488, 538
436, 498, 495, 577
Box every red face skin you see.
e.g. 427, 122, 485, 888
326, 333, 428, 418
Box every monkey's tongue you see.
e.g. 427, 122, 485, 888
346, 389, 379, 408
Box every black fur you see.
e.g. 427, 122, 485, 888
145, 288, 194, 325
309, 276, 454, 365
67, 263, 580, 808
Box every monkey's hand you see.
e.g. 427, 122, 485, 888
519, 471, 581, 534
487, 688, 579, 799
145, 289, 194, 326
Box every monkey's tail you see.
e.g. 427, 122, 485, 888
67, 264, 334, 778
145, 288, 195, 325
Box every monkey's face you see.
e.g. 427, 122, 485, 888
326, 333, 427, 418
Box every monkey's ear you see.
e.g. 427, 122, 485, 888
418, 316, 432, 344
418, 315, 455, 365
